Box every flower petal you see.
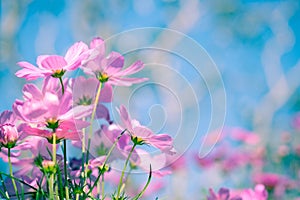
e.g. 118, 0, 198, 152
15, 61, 48, 80
41, 55, 67, 70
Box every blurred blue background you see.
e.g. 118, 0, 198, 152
1, 0, 300, 198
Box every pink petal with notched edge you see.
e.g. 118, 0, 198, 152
109, 77, 148, 86
147, 134, 173, 152
41, 55, 67, 70
96, 104, 110, 121
118, 105, 133, 131
0, 110, 15, 124
89, 37, 105, 59
64, 41, 89, 70
90, 37, 105, 49
100, 83, 113, 102
21, 124, 52, 138
15, 61, 49, 80
133, 126, 153, 138
36, 55, 50, 67
104, 51, 124, 71
22, 84, 43, 101
72, 77, 98, 103
114, 60, 144, 76
60, 105, 93, 120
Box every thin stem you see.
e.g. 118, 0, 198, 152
101, 174, 105, 200
81, 118, 86, 187
63, 140, 69, 190
0, 173, 9, 199
65, 186, 70, 200
49, 174, 54, 200
117, 143, 137, 198
86, 82, 103, 164
50, 133, 57, 200
0, 172, 38, 192
132, 165, 152, 200
84, 82, 102, 192
8, 148, 20, 200
59, 77, 65, 95
52, 133, 57, 163
56, 166, 64, 200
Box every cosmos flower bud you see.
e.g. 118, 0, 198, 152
0, 124, 19, 149
42, 160, 57, 174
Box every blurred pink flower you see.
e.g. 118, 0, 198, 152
118, 105, 175, 154
15, 42, 88, 80
207, 187, 241, 200
237, 184, 268, 200
167, 153, 187, 171
253, 173, 286, 189
82, 37, 148, 86
230, 127, 260, 145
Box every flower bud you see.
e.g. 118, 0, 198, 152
42, 160, 57, 174
0, 124, 19, 149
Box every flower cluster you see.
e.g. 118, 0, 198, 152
0, 37, 175, 200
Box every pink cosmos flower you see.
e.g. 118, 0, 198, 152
82, 37, 148, 86
118, 105, 175, 154
13, 78, 91, 142
15, 42, 88, 80
72, 76, 113, 122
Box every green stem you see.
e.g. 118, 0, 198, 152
86, 82, 103, 164
59, 77, 65, 94
101, 174, 105, 200
81, 118, 86, 187
63, 140, 69, 190
117, 143, 137, 198
8, 148, 20, 200
52, 133, 57, 163
49, 175, 54, 200
49, 133, 57, 200
84, 82, 102, 192
0, 172, 38, 192
132, 165, 152, 200
0, 173, 9, 199
65, 186, 70, 200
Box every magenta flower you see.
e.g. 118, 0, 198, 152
229, 127, 260, 145
238, 184, 268, 200
207, 188, 241, 200
15, 41, 88, 80
13, 78, 91, 142
118, 105, 175, 154
82, 37, 148, 86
